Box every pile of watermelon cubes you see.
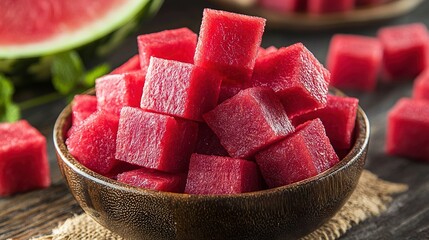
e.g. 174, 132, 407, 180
66, 8, 360, 195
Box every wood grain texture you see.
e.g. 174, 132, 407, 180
1, 0, 429, 239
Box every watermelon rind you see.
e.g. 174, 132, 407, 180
0, 0, 163, 84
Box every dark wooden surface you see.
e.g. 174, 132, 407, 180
1, 0, 429, 239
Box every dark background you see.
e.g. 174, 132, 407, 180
2, 0, 429, 239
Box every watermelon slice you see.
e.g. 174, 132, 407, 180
0, 0, 162, 82
386, 98, 429, 162
0, 120, 50, 196
184, 154, 261, 194
413, 70, 429, 101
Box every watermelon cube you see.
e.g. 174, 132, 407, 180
218, 82, 244, 104
203, 87, 295, 159
194, 123, 229, 157
378, 23, 429, 81
386, 98, 429, 162
308, 0, 354, 14
250, 43, 329, 116
0, 120, 50, 196
117, 168, 186, 193
115, 107, 198, 173
259, 0, 306, 13
184, 154, 261, 194
327, 34, 382, 92
257, 46, 278, 59
413, 70, 429, 101
140, 57, 222, 122
194, 9, 266, 84
255, 118, 340, 187
95, 71, 146, 115
137, 28, 197, 71
71, 95, 97, 127
66, 112, 120, 175
292, 95, 359, 150
111, 54, 141, 74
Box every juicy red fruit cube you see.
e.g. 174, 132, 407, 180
0, 120, 50, 196
386, 98, 429, 162
71, 94, 97, 127
194, 9, 266, 84
413, 70, 429, 101
194, 123, 229, 157
111, 54, 141, 74
378, 23, 429, 81
184, 154, 261, 194
95, 71, 146, 115
115, 107, 198, 173
203, 87, 295, 159
66, 112, 120, 175
141, 57, 222, 122
256, 118, 339, 188
293, 95, 359, 151
117, 168, 186, 193
137, 28, 197, 71
327, 34, 382, 92
250, 43, 329, 117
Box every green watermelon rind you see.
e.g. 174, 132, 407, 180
0, 0, 163, 84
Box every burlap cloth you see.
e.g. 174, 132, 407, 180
33, 170, 407, 240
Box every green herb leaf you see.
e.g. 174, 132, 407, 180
51, 51, 84, 95
83, 64, 110, 87
0, 74, 20, 122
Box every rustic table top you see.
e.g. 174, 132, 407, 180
1, 0, 429, 239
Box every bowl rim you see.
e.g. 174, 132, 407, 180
54, 89, 370, 200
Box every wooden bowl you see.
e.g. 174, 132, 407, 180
54, 90, 370, 240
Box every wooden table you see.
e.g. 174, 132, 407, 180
1, 0, 429, 239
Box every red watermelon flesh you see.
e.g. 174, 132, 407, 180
413, 70, 429, 101
95, 71, 146, 115
141, 57, 222, 122
0, 120, 50, 196
71, 95, 97, 127
66, 111, 120, 175
117, 168, 186, 193
115, 107, 198, 173
218, 83, 244, 104
378, 23, 429, 81
111, 55, 141, 74
250, 43, 329, 117
293, 95, 359, 151
386, 98, 429, 162
327, 34, 382, 92
257, 46, 278, 60
137, 28, 197, 71
255, 118, 339, 187
0, 0, 124, 44
203, 87, 295, 159
259, 0, 306, 13
184, 154, 261, 194
308, 0, 354, 14
194, 9, 266, 84
195, 123, 229, 157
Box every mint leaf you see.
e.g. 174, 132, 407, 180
0, 74, 20, 122
83, 64, 110, 87
51, 51, 84, 95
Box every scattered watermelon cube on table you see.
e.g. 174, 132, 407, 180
250, 43, 329, 116
117, 168, 186, 193
184, 154, 261, 194
0, 120, 50, 196
256, 118, 340, 188
194, 9, 266, 84
386, 98, 429, 162
308, 0, 354, 14
137, 28, 197, 71
327, 34, 382, 92
115, 107, 198, 173
140, 57, 222, 122
111, 54, 141, 74
95, 71, 146, 115
293, 95, 359, 151
413, 70, 429, 101
378, 23, 429, 81
203, 87, 295, 159
66, 112, 120, 175
71, 95, 97, 127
